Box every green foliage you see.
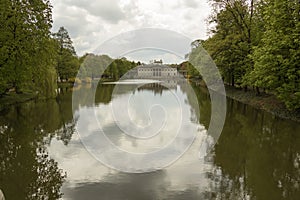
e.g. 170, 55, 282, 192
0, 71, 8, 95
0, 0, 57, 98
79, 55, 137, 81
204, 0, 254, 87
53, 27, 79, 81
178, 61, 201, 78
250, 0, 300, 110
79, 54, 113, 79
105, 58, 137, 81
202, 0, 300, 110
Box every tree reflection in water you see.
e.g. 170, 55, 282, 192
0, 81, 299, 200
0, 89, 76, 200
211, 99, 300, 200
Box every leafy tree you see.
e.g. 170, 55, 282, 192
0, 0, 56, 96
53, 27, 79, 81
197, 0, 300, 111
79, 55, 137, 81
249, 0, 300, 110
79, 54, 113, 79
204, 0, 257, 88
105, 59, 137, 81
178, 61, 201, 78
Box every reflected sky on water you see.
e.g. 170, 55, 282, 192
0, 81, 299, 199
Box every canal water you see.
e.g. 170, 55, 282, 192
0, 81, 299, 200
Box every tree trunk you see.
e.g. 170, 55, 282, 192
256, 87, 260, 95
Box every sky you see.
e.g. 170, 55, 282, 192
50, 0, 212, 63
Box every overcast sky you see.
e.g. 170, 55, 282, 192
51, 0, 212, 63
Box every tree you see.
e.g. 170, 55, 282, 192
202, 0, 300, 110
0, 0, 57, 97
204, 0, 257, 88
53, 27, 79, 81
250, 0, 300, 110
79, 55, 137, 81
178, 61, 201, 78
79, 54, 113, 79
101, 58, 138, 81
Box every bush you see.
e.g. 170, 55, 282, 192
84, 77, 92, 83
75, 78, 82, 84
68, 77, 76, 83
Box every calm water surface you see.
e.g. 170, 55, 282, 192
0, 81, 299, 200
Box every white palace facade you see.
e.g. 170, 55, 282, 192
137, 60, 178, 78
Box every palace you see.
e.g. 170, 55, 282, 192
137, 60, 178, 78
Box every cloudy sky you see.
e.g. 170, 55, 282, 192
51, 0, 212, 62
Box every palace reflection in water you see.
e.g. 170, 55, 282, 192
0, 79, 299, 200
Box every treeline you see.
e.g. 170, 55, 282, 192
176, 61, 201, 78
0, 0, 57, 98
0, 0, 80, 98
198, 0, 299, 110
78, 54, 138, 81
0, 0, 138, 98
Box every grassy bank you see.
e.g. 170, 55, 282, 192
192, 79, 300, 122
224, 86, 300, 122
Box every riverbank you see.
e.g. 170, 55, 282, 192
225, 86, 300, 122
191, 79, 300, 122
1, 80, 300, 122
0, 93, 37, 112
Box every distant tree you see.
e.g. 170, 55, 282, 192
178, 61, 201, 78
53, 27, 79, 81
54, 27, 76, 55
79, 54, 113, 79
104, 58, 137, 81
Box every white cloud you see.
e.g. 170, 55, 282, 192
66, 0, 126, 23
183, 0, 199, 8
51, 0, 211, 57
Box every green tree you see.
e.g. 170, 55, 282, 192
249, 0, 300, 110
79, 54, 113, 79
103, 58, 137, 81
53, 27, 79, 81
204, 0, 257, 88
0, 0, 57, 97
178, 61, 201, 78
203, 0, 300, 110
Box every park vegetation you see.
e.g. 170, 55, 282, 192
78, 54, 137, 81
0, 0, 138, 99
0, 0, 80, 98
0, 0, 299, 112
198, 0, 299, 110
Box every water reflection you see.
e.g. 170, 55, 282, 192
213, 99, 300, 200
0, 81, 299, 199
49, 120, 213, 199
0, 96, 73, 199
